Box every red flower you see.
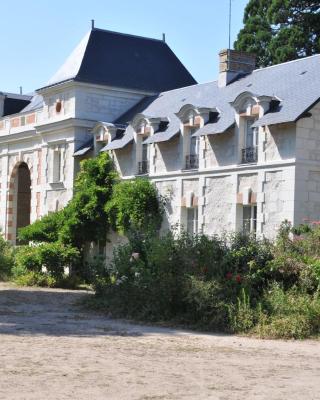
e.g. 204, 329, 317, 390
226, 272, 233, 280
235, 274, 242, 283
203, 266, 208, 274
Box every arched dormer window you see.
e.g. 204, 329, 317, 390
132, 114, 152, 175
92, 122, 116, 154
231, 92, 261, 164
231, 91, 279, 164
175, 105, 203, 170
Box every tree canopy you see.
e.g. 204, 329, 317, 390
235, 0, 320, 67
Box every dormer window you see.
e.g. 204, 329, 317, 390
186, 134, 199, 169
135, 120, 151, 175
138, 142, 150, 174
242, 118, 258, 163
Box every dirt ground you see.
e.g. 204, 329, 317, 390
0, 282, 319, 400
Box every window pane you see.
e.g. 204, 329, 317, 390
245, 119, 254, 148
187, 207, 198, 234
190, 137, 198, 155
142, 144, 149, 161
243, 206, 251, 234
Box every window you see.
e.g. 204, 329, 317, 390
185, 130, 199, 169
52, 149, 62, 183
138, 143, 149, 174
243, 205, 257, 234
242, 119, 258, 163
187, 207, 198, 235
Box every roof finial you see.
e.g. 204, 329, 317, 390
19, 86, 22, 95
91, 19, 95, 29
162, 33, 166, 42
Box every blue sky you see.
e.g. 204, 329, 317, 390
0, 0, 248, 94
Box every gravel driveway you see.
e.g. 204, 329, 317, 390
0, 282, 319, 400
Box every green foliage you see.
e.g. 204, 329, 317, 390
106, 178, 163, 235
228, 288, 256, 332
14, 243, 80, 280
18, 152, 118, 249
254, 284, 320, 339
14, 271, 57, 288
92, 223, 320, 339
0, 235, 14, 280
235, 0, 320, 67
92, 231, 272, 330
59, 152, 118, 247
18, 211, 64, 243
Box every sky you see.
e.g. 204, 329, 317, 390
0, 0, 248, 94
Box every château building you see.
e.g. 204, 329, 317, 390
1, 27, 320, 248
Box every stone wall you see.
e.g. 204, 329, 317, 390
294, 103, 320, 225
113, 145, 134, 177
265, 123, 296, 162
155, 136, 181, 173
203, 175, 235, 235
204, 129, 236, 168
155, 179, 180, 232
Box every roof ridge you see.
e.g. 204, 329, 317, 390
253, 54, 320, 73
92, 27, 165, 44
159, 80, 216, 96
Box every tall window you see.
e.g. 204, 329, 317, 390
52, 149, 62, 182
138, 143, 149, 174
242, 119, 258, 163
243, 205, 257, 234
245, 119, 258, 148
187, 207, 198, 235
186, 130, 199, 169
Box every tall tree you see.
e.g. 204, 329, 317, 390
235, 0, 320, 67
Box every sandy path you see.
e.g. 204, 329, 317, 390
0, 282, 319, 400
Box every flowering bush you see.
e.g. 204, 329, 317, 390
92, 222, 320, 338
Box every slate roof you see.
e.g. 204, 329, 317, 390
40, 28, 197, 93
73, 138, 94, 156
103, 54, 320, 149
0, 92, 32, 116
21, 94, 43, 113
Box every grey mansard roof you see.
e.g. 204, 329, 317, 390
40, 28, 197, 93
103, 54, 320, 150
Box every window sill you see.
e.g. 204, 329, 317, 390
49, 181, 65, 189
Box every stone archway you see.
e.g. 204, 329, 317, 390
6, 162, 31, 244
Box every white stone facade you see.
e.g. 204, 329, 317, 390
0, 81, 148, 244
107, 97, 320, 241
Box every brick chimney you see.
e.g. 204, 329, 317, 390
218, 49, 256, 88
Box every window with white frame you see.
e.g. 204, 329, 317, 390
187, 207, 198, 235
186, 129, 199, 169
52, 148, 62, 183
242, 205, 257, 234
242, 119, 258, 163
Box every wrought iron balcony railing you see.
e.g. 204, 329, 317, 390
241, 147, 258, 164
185, 154, 199, 170
137, 160, 149, 175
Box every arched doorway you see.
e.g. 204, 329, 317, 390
16, 163, 31, 240
7, 162, 31, 244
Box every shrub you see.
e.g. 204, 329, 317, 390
255, 284, 320, 339
106, 178, 163, 235
14, 271, 57, 287
14, 243, 80, 280
18, 211, 64, 243
183, 276, 229, 330
228, 288, 256, 332
0, 236, 14, 280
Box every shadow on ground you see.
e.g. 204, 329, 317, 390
0, 284, 193, 338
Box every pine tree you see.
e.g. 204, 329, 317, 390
235, 0, 320, 67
